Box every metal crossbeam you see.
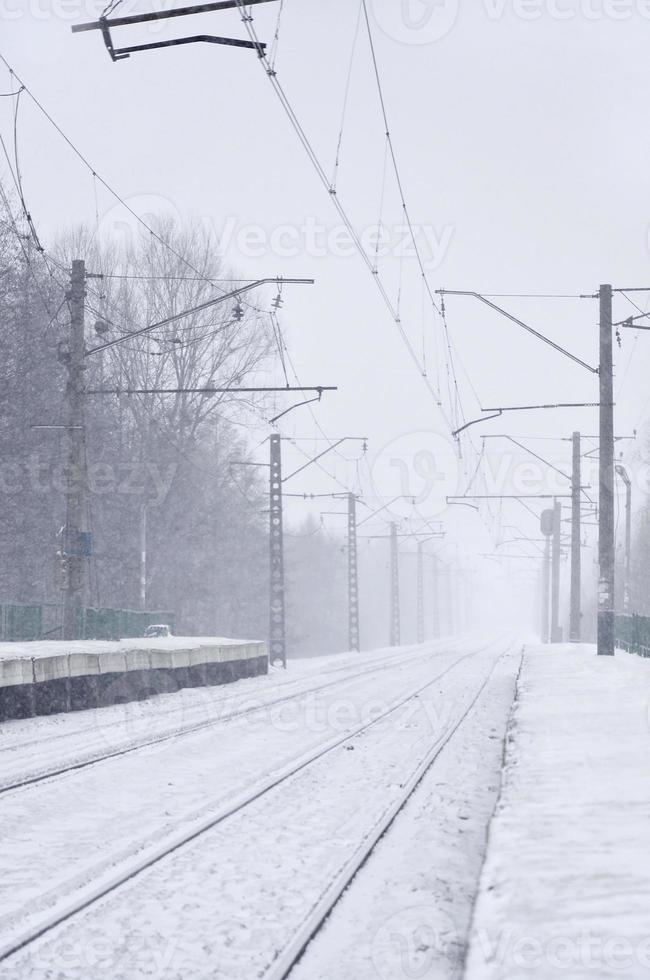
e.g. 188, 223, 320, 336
72, 0, 277, 61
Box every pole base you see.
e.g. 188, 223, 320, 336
597, 610, 615, 656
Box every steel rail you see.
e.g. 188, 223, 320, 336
0, 636, 509, 966
0, 636, 469, 795
263, 640, 522, 980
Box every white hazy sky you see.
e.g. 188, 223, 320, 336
3, 0, 650, 608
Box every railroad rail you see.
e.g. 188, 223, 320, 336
0, 637, 516, 968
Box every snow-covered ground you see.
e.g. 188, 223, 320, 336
5, 638, 646, 980
289, 648, 520, 980
464, 644, 650, 980
0, 634, 520, 979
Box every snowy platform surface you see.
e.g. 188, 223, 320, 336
465, 644, 650, 980
0, 636, 255, 663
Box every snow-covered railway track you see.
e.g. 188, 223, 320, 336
0, 636, 473, 795
0, 637, 511, 973
265, 641, 521, 980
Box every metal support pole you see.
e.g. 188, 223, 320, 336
624, 480, 632, 613
269, 434, 286, 667
598, 284, 615, 655
62, 259, 87, 641
416, 542, 425, 644
347, 493, 360, 652
389, 522, 400, 647
551, 498, 562, 642
569, 431, 582, 642
140, 503, 147, 611
615, 465, 632, 614
541, 535, 551, 643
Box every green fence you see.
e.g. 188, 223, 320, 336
615, 614, 650, 659
0, 604, 43, 642
0, 602, 175, 642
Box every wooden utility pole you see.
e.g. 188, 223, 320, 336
389, 522, 400, 647
569, 431, 582, 642
598, 284, 615, 656
347, 492, 360, 652
269, 434, 286, 667
62, 260, 88, 641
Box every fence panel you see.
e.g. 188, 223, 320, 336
615, 614, 650, 658
0, 603, 175, 641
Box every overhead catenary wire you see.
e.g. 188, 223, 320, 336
0, 59, 357, 507
357, 5, 482, 461
0, 52, 266, 316
232, 2, 453, 434
618, 289, 649, 408
330, 0, 363, 193
0, 171, 65, 331
268, 0, 286, 70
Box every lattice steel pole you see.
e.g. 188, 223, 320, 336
416, 542, 425, 644
347, 493, 360, 652
269, 434, 286, 667
389, 522, 401, 647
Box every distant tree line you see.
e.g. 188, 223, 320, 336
0, 202, 348, 654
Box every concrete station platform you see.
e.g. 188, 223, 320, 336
464, 644, 650, 980
0, 637, 267, 722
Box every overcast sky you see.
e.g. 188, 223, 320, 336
3, 0, 650, 607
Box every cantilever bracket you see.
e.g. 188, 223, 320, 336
73, 0, 276, 62
96, 19, 264, 61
